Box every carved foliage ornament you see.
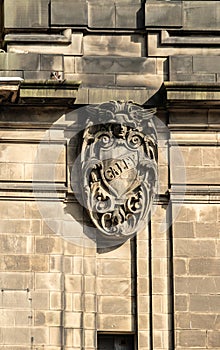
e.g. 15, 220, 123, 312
80, 101, 158, 239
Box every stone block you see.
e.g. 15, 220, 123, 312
35, 310, 61, 326
40, 55, 63, 71
25, 163, 65, 182
169, 55, 193, 80
35, 273, 61, 290
174, 258, 187, 275
84, 329, 96, 348
64, 73, 115, 87
173, 222, 195, 238
1, 290, 30, 309
139, 314, 150, 331
190, 295, 220, 312
177, 330, 206, 348
169, 110, 208, 125
49, 256, 62, 273
174, 295, 188, 311
0, 272, 33, 290
0, 219, 41, 235
84, 313, 96, 329
29, 291, 49, 309
98, 260, 130, 276
88, 87, 151, 105
97, 240, 132, 259
189, 258, 220, 276
151, 239, 168, 258
116, 2, 143, 29
0, 235, 33, 254
191, 314, 216, 330
84, 294, 96, 312
36, 237, 63, 254
2, 328, 30, 345
0, 310, 30, 326
0, 143, 36, 163
4, 0, 49, 28
0, 53, 40, 71
0, 163, 25, 181
116, 74, 163, 89
174, 239, 215, 258
64, 312, 82, 328
64, 275, 82, 292
49, 327, 62, 346
8, 32, 83, 55
64, 57, 75, 73
183, 1, 220, 30
0, 70, 24, 78
208, 331, 220, 348
99, 296, 132, 314
193, 56, 220, 73
195, 222, 219, 238
88, 0, 115, 28
175, 276, 219, 294
50, 292, 62, 310
152, 277, 167, 294
145, 1, 182, 27
83, 34, 145, 57
153, 314, 168, 331
0, 201, 25, 219
75, 56, 156, 74
51, 0, 88, 26
170, 73, 216, 83
84, 276, 96, 293
97, 314, 133, 331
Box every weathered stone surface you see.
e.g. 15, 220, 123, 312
177, 330, 206, 348
88, 0, 115, 28
83, 34, 145, 57
0, 70, 24, 78
51, 0, 88, 26
116, 2, 143, 29
8, 33, 83, 55
64, 73, 115, 87
4, 0, 49, 28
40, 55, 63, 71
75, 56, 156, 74
87, 87, 152, 105
97, 314, 133, 331
35, 273, 62, 290
24, 70, 55, 80
193, 56, 220, 73
190, 295, 220, 312
116, 74, 163, 88
189, 259, 220, 276
145, 1, 182, 27
183, 1, 220, 30
0, 53, 40, 70
208, 331, 220, 348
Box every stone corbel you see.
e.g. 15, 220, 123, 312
0, 77, 23, 104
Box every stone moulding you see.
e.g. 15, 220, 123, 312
78, 100, 158, 239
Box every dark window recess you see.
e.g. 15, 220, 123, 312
98, 334, 135, 350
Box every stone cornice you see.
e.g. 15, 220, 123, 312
0, 79, 81, 105
164, 82, 220, 104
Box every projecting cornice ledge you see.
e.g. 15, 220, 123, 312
164, 82, 220, 105
0, 78, 81, 105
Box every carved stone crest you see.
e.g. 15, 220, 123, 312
79, 101, 158, 239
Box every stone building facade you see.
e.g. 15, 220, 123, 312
0, 1, 219, 349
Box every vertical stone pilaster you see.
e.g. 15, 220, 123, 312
136, 227, 151, 350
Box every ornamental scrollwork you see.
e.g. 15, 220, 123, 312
78, 101, 158, 239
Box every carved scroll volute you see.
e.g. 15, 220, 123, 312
79, 101, 158, 239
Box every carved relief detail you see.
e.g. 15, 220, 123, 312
79, 101, 158, 239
